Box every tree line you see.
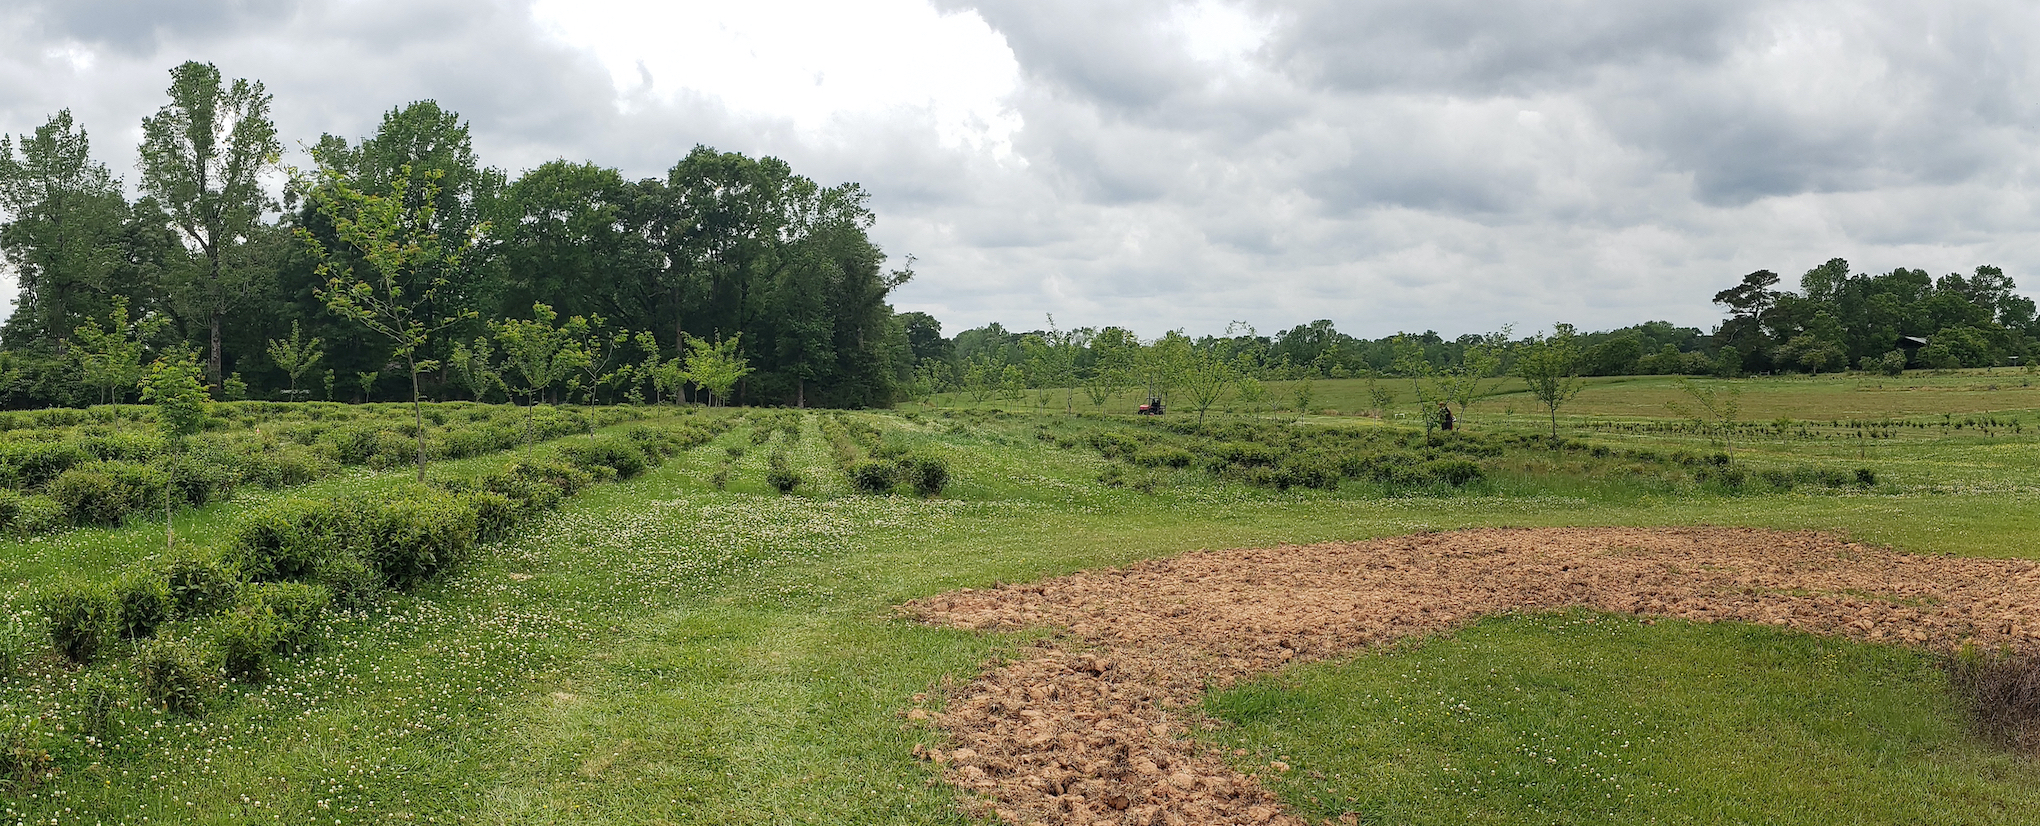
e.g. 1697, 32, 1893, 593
0, 61, 913, 410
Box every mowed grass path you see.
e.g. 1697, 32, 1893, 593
5, 409, 2038, 823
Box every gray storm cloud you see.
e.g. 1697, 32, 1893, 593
2, 0, 2037, 339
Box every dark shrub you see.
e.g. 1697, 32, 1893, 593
112, 571, 170, 641
1279, 459, 1340, 490
848, 460, 896, 493
355, 488, 477, 590
899, 455, 950, 497
766, 453, 801, 494
39, 581, 114, 663
1214, 442, 1280, 467
226, 498, 352, 583
555, 437, 649, 479
0, 441, 90, 489
76, 433, 163, 462
464, 490, 519, 542
1855, 468, 1877, 487
49, 461, 165, 526
161, 451, 236, 506
509, 459, 594, 499
136, 635, 215, 714
1424, 459, 1485, 487
236, 445, 331, 488
163, 555, 239, 619
1949, 645, 2040, 753
314, 554, 381, 611
1133, 446, 1194, 468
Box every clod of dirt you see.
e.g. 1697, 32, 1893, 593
902, 527, 2040, 826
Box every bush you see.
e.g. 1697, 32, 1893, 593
112, 571, 171, 641
899, 455, 950, 497
76, 433, 164, 463
313, 554, 381, 612
160, 451, 237, 506
355, 488, 477, 590
847, 460, 897, 494
1133, 446, 1194, 468
1949, 645, 2040, 753
48, 461, 166, 526
162, 555, 239, 619
226, 498, 354, 583
1424, 459, 1485, 487
464, 490, 520, 542
0, 440, 90, 489
39, 581, 114, 663
554, 437, 649, 479
765, 453, 801, 494
0, 715, 56, 790
135, 635, 216, 714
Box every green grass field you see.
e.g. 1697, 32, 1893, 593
0, 376, 2036, 824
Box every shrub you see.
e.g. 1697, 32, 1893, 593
111, 571, 171, 641
236, 445, 331, 489
162, 555, 239, 619
161, 451, 238, 507
313, 554, 381, 612
1133, 446, 1194, 468
355, 488, 477, 590
226, 498, 353, 583
847, 460, 896, 493
464, 490, 519, 543
48, 461, 166, 526
508, 459, 595, 500
76, 433, 164, 462
765, 453, 801, 494
39, 581, 114, 663
0, 715, 55, 790
554, 437, 649, 479
1424, 459, 1485, 487
1855, 468, 1877, 487
898, 455, 950, 497
0, 441, 90, 489
1949, 645, 2040, 753
1279, 459, 1340, 490
134, 635, 216, 714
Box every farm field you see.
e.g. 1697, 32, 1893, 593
0, 380, 2035, 824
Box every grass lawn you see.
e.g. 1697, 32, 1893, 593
0, 399, 2035, 823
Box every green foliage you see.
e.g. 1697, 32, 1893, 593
265, 320, 325, 397
162, 554, 238, 619
219, 582, 330, 680
225, 498, 352, 583
553, 436, 650, 480
39, 580, 113, 664
680, 332, 755, 407
898, 454, 950, 497
354, 487, 478, 590
134, 635, 216, 715
111, 570, 170, 641
141, 351, 210, 443
765, 452, 801, 494
1514, 324, 1587, 440
48, 461, 166, 525
847, 459, 896, 493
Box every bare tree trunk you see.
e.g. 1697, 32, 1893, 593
209, 310, 223, 387
410, 357, 427, 483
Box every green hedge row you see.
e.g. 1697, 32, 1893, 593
31, 418, 724, 714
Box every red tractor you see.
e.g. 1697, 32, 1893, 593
1137, 396, 1164, 415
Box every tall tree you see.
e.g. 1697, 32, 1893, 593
299, 164, 475, 481
138, 61, 280, 385
0, 110, 129, 353
1515, 324, 1587, 441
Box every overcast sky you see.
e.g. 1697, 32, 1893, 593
3, 0, 2038, 340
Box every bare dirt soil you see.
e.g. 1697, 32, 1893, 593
900, 527, 2040, 826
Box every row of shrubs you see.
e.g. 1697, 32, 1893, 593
821, 414, 951, 496
0, 405, 650, 489
1083, 422, 1494, 492
31, 420, 720, 715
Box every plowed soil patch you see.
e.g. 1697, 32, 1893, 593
901, 527, 2040, 826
